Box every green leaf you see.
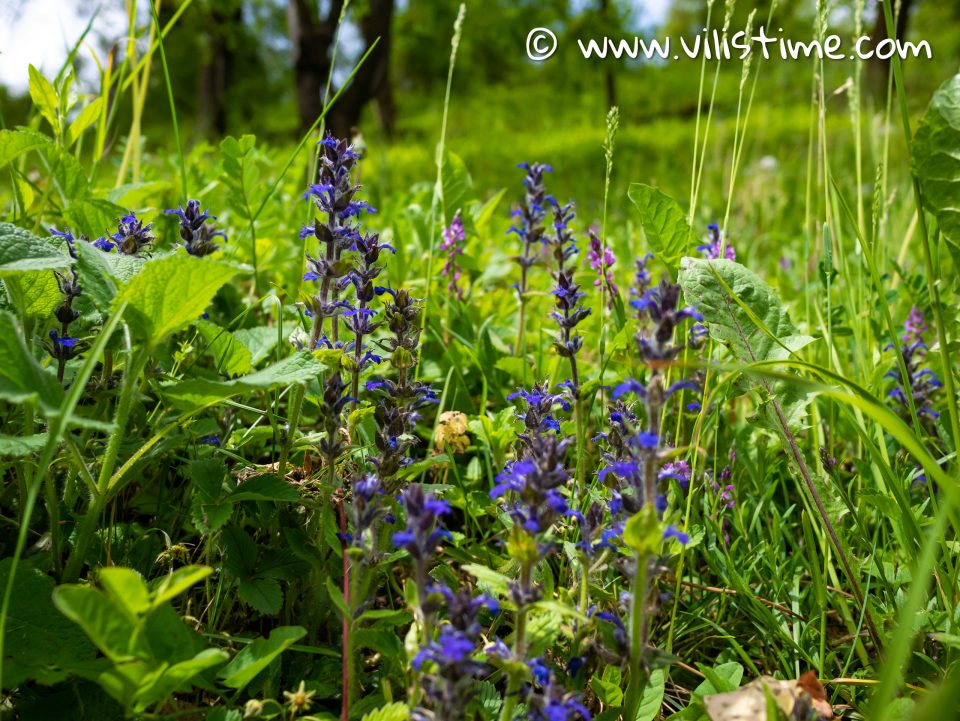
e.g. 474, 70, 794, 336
0, 433, 47, 457
237, 577, 283, 615
218, 625, 306, 691
440, 150, 472, 219
52, 585, 141, 663
0, 222, 72, 274
678, 257, 815, 433
623, 505, 662, 555
66, 98, 104, 147
161, 351, 322, 410
462, 563, 511, 597
233, 325, 280, 365
112, 254, 240, 345
197, 320, 253, 376
361, 701, 409, 721
150, 566, 213, 609
913, 72, 960, 269
98, 567, 151, 618
65, 198, 127, 239
0, 559, 95, 687
0, 129, 53, 169
28, 65, 60, 133
0, 311, 63, 412
229, 475, 299, 503
635, 669, 665, 721
627, 183, 693, 272
133, 648, 228, 712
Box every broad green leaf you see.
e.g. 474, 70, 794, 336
0, 433, 47, 457
440, 150, 472, 219
66, 98, 104, 147
462, 563, 511, 596
0, 129, 53, 169
623, 505, 662, 555
913, 72, 960, 269
150, 565, 213, 609
28, 65, 59, 133
112, 254, 240, 344
0, 311, 64, 412
229, 475, 299, 503
0, 559, 95, 687
98, 567, 151, 619
0, 222, 72, 274
635, 669, 665, 721
218, 626, 306, 691
628, 183, 693, 272
237, 577, 282, 615
161, 351, 321, 410
361, 702, 409, 721
3, 267, 62, 318
133, 648, 228, 712
198, 320, 253, 376
54, 152, 89, 199
233, 325, 280, 365
678, 257, 815, 433
65, 198, 127, 239
52, 585, 141, 663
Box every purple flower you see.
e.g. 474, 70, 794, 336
697, 223, 736, 261
164, 199, 225, 256
662, 525, 690, 544
440, 210, 467, 300
587, 229, 617, 297
392, 485, 452, 561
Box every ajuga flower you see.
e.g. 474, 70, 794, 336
522, 659, 592, 721
93, 212, 154, 255
317, 371, 352, 468
367, 288, 438, 486
302, 134, 370, 348
46, 229, 83, 380
392, 484, 452, 565
544, 201, 591, 394
587, 229, 617, 296
508, 381, 571, 436
886, 306, 941, 426
346, 474, 389, 549
440, 210, 466, 300
629, 279, 703, 365
411, 585, 499, 721
698, 223, 736, 261
164, 199, 226, 256
510, 163, 553, 354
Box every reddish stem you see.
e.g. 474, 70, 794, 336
339, 498, 350, 721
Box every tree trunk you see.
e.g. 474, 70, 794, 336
867, 0, 918, 95
288, 0, 343, 134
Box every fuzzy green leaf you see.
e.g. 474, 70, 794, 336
0, 311, 63, 412
218, 626, 306, 691
0, 222, 72, 274
0, 129, 53, 169
28, 65, 60, 133
112, 254, 240, 344
161, 351, 321, 410
913, 72, 960, 269
628, 183, 693, 272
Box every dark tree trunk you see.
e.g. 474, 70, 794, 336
199, 2, 243, 136
328, 0, 395, 137
288, 0, 343, 134
288, 0, 394, 138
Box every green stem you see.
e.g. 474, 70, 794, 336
623, 550, 650, 721
498, 561, 531, 721
62, 345, 149, 583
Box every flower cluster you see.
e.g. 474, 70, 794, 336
92, 212, 154, 255
164, 199, 226, 256
522, 659, 592, 721
548, 202, 591, 395
439, 210, 466, 300
302, 135, 373, 348
46, 229, 83, 378
697, 223, 736, 261
367, 289, 439, 487
587, 229, 617, 296
886, 306, 941, 427
411, 585, 499, 721
509, 162, 553, 280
